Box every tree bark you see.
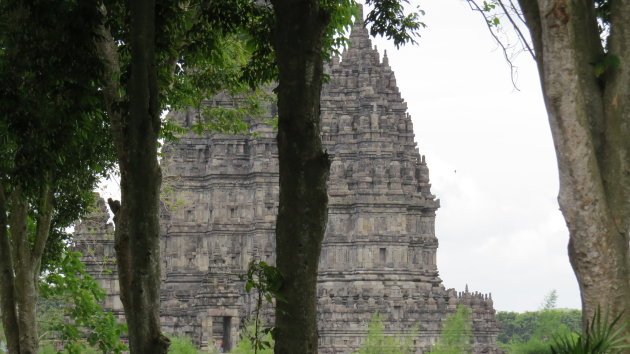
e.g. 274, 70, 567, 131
104, 0, 170, 353
0, 184, 54, 354
519, 0, 630, 328
8, 191, 36, 354
0, 187, 20, 354
270, 1, 331, 353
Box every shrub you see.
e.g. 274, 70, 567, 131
231, 327, 274, 354
430, 305, 473, 354
355, 312, 419, 354
550, 309, 630, 354
167, 336, 205, 354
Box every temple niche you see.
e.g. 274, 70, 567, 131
74, 13, 500, 354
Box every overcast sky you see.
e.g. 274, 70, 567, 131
371, 0, 581, 312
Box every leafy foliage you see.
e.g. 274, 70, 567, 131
0, 0, 114, 187
495, 291, 584, 353
321, 0, 361, 57
39, 251, 127, 353
541, 290, 558, 310
38, 343, 100, 354
497, 310, 581, 350
0, 2, 117, 351
166, 336, 208, 354
187, 88, 276, 137
550, 309, 630, 354
355, 312, 419, 354
101, 1, 280, 145
430, 305, 473, 354
239, 260, 283, 353
593, 54, 620, 78
496, 290, 581, 348
0, 0, 117, 272
364, 0, 425, 48
231, 320, 274, 354
498, 310, 580, 353
102, 0, 277, 109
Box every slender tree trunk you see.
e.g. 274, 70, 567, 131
270, 1, 331, 353
105, 1, 169, 353
0, 184, 53, 354
0, 187, 20, 354
519, 0, 630, 328
8, 191, 36, 354
13, 256, 38, 354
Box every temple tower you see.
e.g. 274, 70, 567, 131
75, 14, 499, 354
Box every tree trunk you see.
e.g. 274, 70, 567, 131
519, 0, 630, 328
0, 188, 20, 354
8, 191, 36, 354
106, 0, 169, 353
270, 1, 331, 353
0, 184, 54, 354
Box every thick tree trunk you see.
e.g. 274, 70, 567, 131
519, 0, 630, 329
105, 1, 169, 353
95, 4, 168, 352
270, 1, 331, 353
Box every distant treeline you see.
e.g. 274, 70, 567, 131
496, 290, 582, 353
497, 308, 582, 345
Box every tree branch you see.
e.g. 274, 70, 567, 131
8, 189, 29, 268
496, 0, 535, 60
32, 181, 54, 277
466, 0, 521, 89
94, 4, 125, 154
516, 0, 543, 69
507, 0, 527, 29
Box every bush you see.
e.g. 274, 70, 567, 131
497, 309, 581, 347
430, 305, 473, 354
167, 336, 204, 354
37, 343, 99, 354
231, 320, 274, 354
355, 312, 419, 354
550, 309, 630, 354
38, 344, 57, 354
39, 251, 127, 353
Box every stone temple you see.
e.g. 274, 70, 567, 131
74, 15, 499, 354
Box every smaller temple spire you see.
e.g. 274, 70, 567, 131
382, 50, 389, 66
356, 4, 364, 24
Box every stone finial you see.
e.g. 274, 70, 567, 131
75, 195, 113, 235
356, 3, 364, 23
382, 50, 389, 66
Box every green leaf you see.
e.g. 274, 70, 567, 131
594, 54, 621, 78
